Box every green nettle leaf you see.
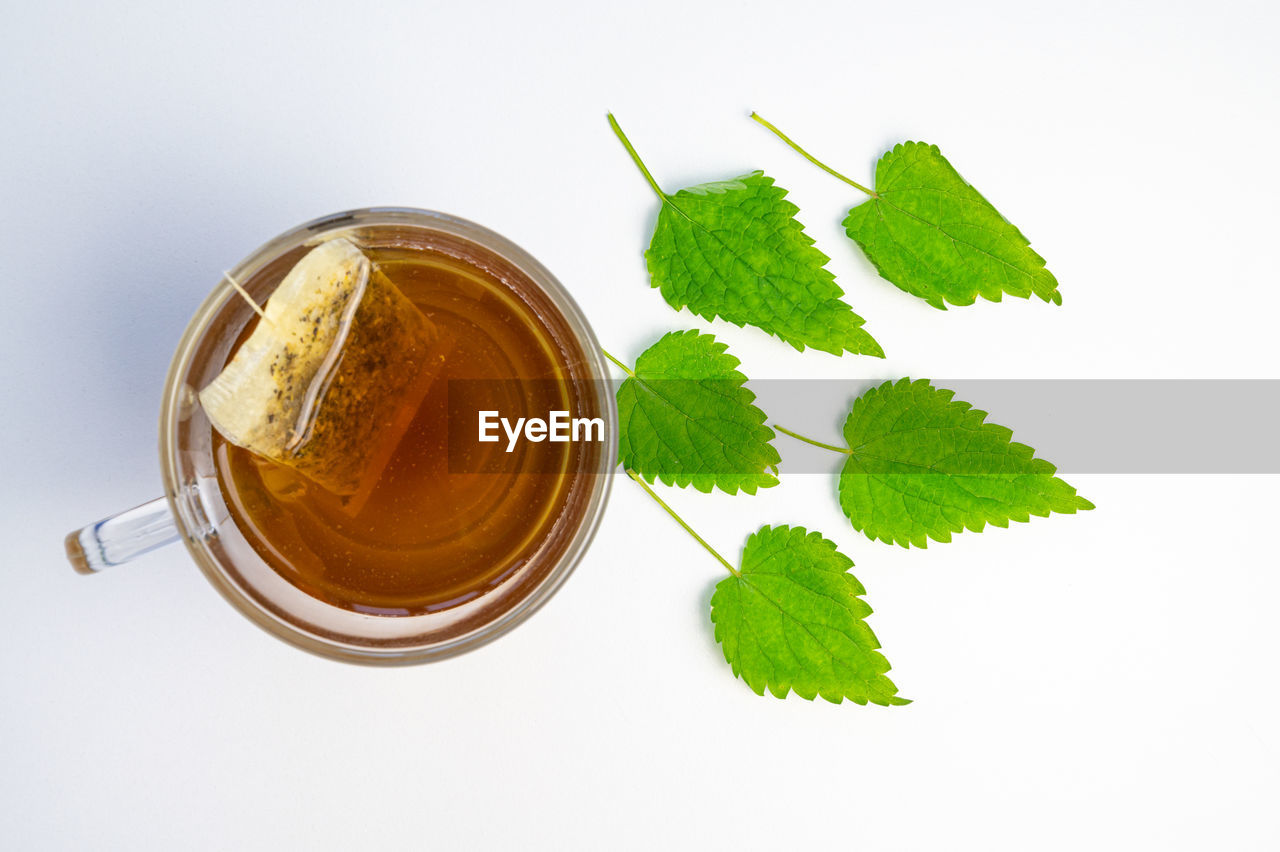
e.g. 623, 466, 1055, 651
837, 378, 1093, 547
842, 142, 1062, 309
616, 330, 779, 495
648, 173, 884, 356
609, 116, 884, 357
710, 525, 907, 705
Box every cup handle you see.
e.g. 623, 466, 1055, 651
64, 497, 182, 574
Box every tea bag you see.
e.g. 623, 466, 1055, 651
200, 237, 446, 509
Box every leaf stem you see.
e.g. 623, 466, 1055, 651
600, 348, 635, 377
749, 112, 877, 198
608, 113, 667, 201
625, 469, 738, 577
773, 425, 852, 455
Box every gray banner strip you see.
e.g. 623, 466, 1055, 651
442, 379, 1280, 474
748, 379, 1280, 474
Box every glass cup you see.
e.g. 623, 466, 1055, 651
64, 208, 615, 664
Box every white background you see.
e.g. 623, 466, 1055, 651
2, 0, 1277, 849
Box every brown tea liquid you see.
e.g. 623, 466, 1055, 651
212, 242, 594, 616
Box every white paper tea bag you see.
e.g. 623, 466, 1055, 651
200, 237, 446, 508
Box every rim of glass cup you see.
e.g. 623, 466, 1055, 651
158, 207, 616, 665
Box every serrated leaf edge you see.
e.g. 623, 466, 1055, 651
839, 377, 1094, 548
618, 330, 781, 495
709, 524, 910, 706
844, 142, 1062, 310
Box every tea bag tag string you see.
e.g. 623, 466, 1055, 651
223, 270, 275, 330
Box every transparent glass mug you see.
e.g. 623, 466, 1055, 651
64, 208, 615, 664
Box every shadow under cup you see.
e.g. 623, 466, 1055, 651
159, 209, 615, 664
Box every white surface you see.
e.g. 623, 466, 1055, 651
2, 0, 1277, 849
